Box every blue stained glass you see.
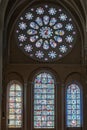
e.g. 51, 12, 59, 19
43, 16, 50, 25
43, 40, 49, 50
35, 84, 42, 88
36, 39, 43, 48
16, 4, 77, 62
34, 72, 55, 128
30, 35, 38, 42
30, 22, 39, 29
27, 29, 37, 35
66, 83, 82, 127
49, 18, 57, 26
55, 30, 64, 36
35, 17, 43, 26
47, 95, 54, 99
34, 111, 42, 116
42, 77, 48, 83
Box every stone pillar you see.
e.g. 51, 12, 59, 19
61, 83, 64, 130
0, 0, 9, 129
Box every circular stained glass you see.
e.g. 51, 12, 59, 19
15, 3, 77, 62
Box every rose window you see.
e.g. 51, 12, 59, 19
15, 3, 77, 62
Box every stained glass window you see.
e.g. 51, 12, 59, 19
34, 72, 55, 128
66, 83, 82, 127
15, 3, 77, 62
8, 81, 23, 128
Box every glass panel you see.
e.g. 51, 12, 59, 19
66, 83, 82, 127
16, 4, 77, 62
8, 82, 23, 128
34, 72, 55, 128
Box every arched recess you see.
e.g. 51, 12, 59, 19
7, 80, 23, 128
65, 82, 83, 128
27, 67, 61, 84
3, 0, 85, 64
64, 72, 85, 130
33, 72, 56, 128
64, 72, 86, 87
27, 68, 61, 130
3, 72, 24, 90
1, 72, 24, 130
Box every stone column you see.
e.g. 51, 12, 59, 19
0, 0, 9, 129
